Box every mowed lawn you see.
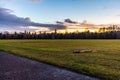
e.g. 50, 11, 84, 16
0, 40, 120, 80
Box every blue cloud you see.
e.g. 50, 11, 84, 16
0, 7, 66, 30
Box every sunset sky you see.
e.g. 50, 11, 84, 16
0, 0, 120, 32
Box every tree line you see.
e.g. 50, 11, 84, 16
0, 25, 120, 39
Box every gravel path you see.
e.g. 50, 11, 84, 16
0, 51, 99, 80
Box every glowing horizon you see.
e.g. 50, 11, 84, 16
0, 0, 120, 32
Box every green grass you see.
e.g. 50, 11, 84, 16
0, 40, 120, 80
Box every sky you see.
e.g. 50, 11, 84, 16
0, 0, 120, 32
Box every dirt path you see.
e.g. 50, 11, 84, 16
0, 51, 99, 80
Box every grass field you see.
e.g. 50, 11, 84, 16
0, 40, 120, 80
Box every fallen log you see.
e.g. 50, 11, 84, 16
73, 49, 92, 54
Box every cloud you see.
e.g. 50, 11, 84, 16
56, 21, 64, 24
1, 0, 41, 2
116, 14, 120, 17
29, 0, 42, 3
56, 19, 98, 29
64, 18, 77, 24
0, 7, 66, 31
103, 6, 108, 10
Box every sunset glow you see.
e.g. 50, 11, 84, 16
0, 0, 120, 32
